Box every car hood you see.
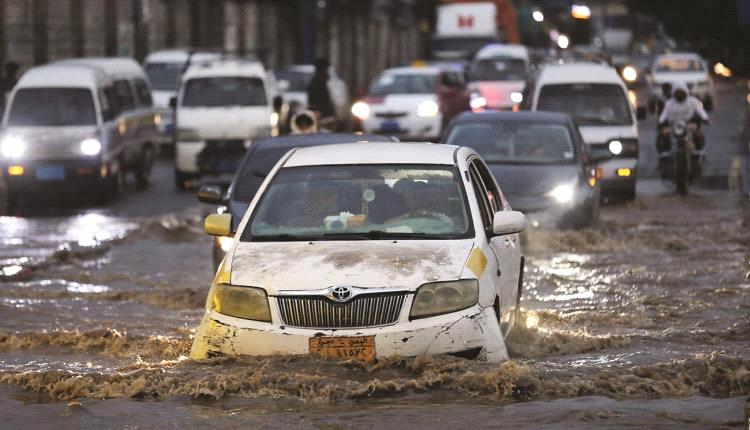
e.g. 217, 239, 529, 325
2, 126, 100, 160
228, 239, 475, 294
651, 71, 708, 85
178, 106, 272, 139
488, 163, 579, 211
578, 125, 636, 145
471, 81, 525, 107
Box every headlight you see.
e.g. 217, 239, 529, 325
410, 279, 478, 319
80, 138, 102, 156
212, 284, 271, 322
351, 101, 370, 120
0, 136, 25, 158
417, 100, 439, 117
548, 184, 574, 204
608, 140, 623, 155
177, 128, 200, 142
217, 236, 234, 252
510, 92, 523, 103
470, 95, 487, 110
621, 66, 638, 82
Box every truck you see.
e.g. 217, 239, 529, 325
432, 0, 519, 61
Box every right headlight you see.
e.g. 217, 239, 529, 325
0, 135, 26, 159
212, 284, 271, 322
410, 279, 478, 319
176, 128, 200, 142
607, 139, 638, 157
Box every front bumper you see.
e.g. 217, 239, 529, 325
363, 115, 442, 141
190, 304, 508, 362
2, 158, 110, 193
175, 140, 249, 175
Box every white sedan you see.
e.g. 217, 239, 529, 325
648, 52, 715, 111
191, 142, 526, 362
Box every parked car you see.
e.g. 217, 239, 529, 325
173, 59, 279, 189
2, 64, 133, 210
526, 62, 643, 201
274, 64, 350, 130
467, 44, 530, 111
143, 49, 222, 147
58, 57, 161, 188
443, 111, 600, 228
647, 52, 714, 111
197, 133, 396, 271
351, 65, 470, 141
191, 142, 525, 362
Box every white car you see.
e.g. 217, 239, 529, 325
528, 62, 641, 201
173, 59, 279, 189
191, 142, 526, 362
352, 67, 443, 141
648, 52, 714, 111
468, 44, 530, 110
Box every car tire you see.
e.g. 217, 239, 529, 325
135, 145, 155, 190
95, 167, 122, 205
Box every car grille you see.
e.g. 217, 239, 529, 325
276, 292, 408, 329
375, 112, 408, 119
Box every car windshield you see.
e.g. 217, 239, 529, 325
445, 123, 575, 163
274, 69, 312, 92
145, 62, 184, 91
537, 83, 632, 126
243, 164, 472, 241
469, 58, 526, 81
369, 73, 436, 95
8, 88, 97, 126
654, 57, 705, 72
182, 77, 267, 107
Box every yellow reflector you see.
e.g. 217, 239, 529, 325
411, 59, 427, 67
617, 168, 632, 177
7, 165, 24, 176
588, 177, 596, 187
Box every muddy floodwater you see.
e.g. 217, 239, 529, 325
0, 185, 748, 429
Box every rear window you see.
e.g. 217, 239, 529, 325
654, 57, 705, 73
468, 58, 526, 81
537, 83, 632, 126
145, 62, 183, 91
274, 69, 312, 92
8, 88, 97, 126
182, 77, 268, 107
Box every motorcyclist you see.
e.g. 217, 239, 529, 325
289, 110, 319, 134
656, 81, 709, 175
306, 57, 336, 131
656, 82, 672, 117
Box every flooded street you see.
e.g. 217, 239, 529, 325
0, 159, 747, 428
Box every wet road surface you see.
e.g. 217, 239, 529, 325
0, 81, 748, 428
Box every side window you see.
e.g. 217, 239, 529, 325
113, 79, 136, 112
473, 159, 504, 212
468, 164, 493, 232
133, 79, 153, 107
99, 86, 121, 122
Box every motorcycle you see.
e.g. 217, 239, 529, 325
659, 120, 705, 195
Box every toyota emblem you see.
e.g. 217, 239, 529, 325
331, 286, 352, 302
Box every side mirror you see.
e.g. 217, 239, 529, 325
197, 185, 224, 204
169, 96, 177, 109
636, 106, 647, 120
204, 213, 232, 237
492, 211, 526, 235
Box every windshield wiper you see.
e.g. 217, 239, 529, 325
252, 233, 312, 241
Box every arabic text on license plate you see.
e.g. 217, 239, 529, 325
380, 121, 400, 132
309, 336, 375, 362
36, 165, 65, 181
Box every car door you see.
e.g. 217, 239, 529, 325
112, 79, 140, 165
469, 158, 522, 317
131, 78, 159, 153
98, 85, 123, 168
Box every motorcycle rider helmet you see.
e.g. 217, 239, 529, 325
672, 81, 689, 103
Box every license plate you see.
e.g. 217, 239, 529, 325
36, 165, 65, 181
309, 336, 375, 362
379, 121, 400, 132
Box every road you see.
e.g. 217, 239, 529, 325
0, 80, 747, 428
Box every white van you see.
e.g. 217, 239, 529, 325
143, 50, 222, 145
173, 59, 278, 189
528, 62, 640, 200
1, 65, 125, 209
59, 58, 161, 187
468, 44, 530, 110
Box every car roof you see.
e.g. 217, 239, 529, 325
277, 64, 315, 73
537, 62, 623, 85
183, 59, 266, 79
451, 111, 573, 125
57, 57, 147, 80
655, 52, 703, 61
380, 66, 441, 76
144, 49, 221, 64
15, 64, 109, 90
475, 44, 529, 61
252, 133, 394, 151
284, 142, 459, 167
